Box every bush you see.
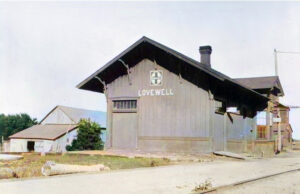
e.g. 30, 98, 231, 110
66, 119, 103, 151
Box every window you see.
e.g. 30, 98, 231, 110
257, 125, 267, 139
257, 111, 267, 125
215, 100, 225, 114
113, 100, 137, 112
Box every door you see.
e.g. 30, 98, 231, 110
213, 113, 225, 151
27, 141, 35, 152
112, 113, 137, 150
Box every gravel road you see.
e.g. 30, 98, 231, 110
219, 170, 300, 194
1, 151, 300, 194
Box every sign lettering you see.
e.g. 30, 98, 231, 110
138, 89, 174, 97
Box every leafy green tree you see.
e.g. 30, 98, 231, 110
66, 119, 103, 151
0, 113, 38, 143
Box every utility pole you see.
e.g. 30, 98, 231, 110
274, 49, 278, 76
273, 49, 281, 152
273, 49, 300, 76
273, 49, 300, 152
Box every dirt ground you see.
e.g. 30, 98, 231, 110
1, 151, 300, 194
68, 149, 221, 162
0, 150, 232, 179
219, 170, 300, 194
0, 153, 171, 179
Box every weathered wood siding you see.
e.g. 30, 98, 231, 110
112, 113, 137, 149
212, 113, 225, 151
106, 59, 256, 153
225, 114, 255, 153
10, 139, 53, 152
106, 59, 211, 152
9, 130, 77, 153
226, 114, 254, 140
41, 108, 74, 125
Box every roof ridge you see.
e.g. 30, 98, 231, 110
57, 105, 104, 113
234, 76, 279, 79
43, 123, 78, 125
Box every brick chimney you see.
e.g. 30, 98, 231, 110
199, 46, 212, 67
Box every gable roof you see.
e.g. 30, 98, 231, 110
234, 76, 284, 96
9, 124, 78, 140
40, 105, 106, 127
77, 36, 269, 115
77, 36, 228, 91
276, 102, 290, 110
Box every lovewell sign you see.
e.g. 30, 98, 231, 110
138, 70, 175, 97
138, 89, 174, 97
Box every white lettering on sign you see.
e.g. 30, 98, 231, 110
138, 89, 174, 97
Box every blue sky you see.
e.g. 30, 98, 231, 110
1, 2, 300, 138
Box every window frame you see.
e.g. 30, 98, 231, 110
112, 99, 137, 113
257, 125, 267, 139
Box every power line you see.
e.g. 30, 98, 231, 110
289, 106, 300, 109
276, 51, 300, 54
274, 49, 300, 76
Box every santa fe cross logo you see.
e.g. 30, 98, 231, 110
150, 70, 163, 86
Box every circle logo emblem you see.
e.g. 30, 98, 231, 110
150, 70, 163, 86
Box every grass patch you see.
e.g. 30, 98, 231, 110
0, 153, 170, 179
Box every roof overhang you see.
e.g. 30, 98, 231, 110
77, 36, 269, 117
9, 125, 78, 141
235, 76, 285, 97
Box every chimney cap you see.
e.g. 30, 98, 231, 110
199, 46, 212, 54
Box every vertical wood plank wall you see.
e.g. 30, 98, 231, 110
106, 59, 255, 153
41, 108, 74, 124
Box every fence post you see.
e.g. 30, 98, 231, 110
0, 136, 3, 152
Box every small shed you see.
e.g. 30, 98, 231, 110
10, 124, 78, 152
9, 105, 106, 153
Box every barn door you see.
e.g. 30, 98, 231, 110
111, 100, 138, 150
213, 113, 225, 151
27, 141, 35, 152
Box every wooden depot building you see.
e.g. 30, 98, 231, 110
77, 36, 269, 153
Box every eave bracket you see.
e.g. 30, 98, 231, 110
118, 59, 132, 85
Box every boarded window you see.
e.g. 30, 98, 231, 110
113, 100, 137, 112
257, 125, 267, 139
215, 100, 225, 114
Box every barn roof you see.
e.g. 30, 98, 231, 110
9, 124, 78, 140
234, 76, 284, 96
40, 105, 106, 127
77, 36, 269, 116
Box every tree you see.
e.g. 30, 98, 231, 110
66, 119, 103, 151
0, 113, 38, 143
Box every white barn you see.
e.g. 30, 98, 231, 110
9, 105, 106, 153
